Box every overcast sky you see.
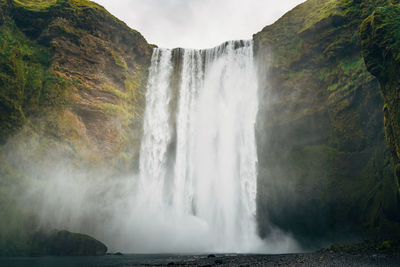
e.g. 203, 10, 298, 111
93, 0, 305, 49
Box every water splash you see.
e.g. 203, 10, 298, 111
135, 40, 263, 252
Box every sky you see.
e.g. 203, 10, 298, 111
93, 0, 306, 49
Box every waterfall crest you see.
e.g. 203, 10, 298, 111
135, 40, 263, 252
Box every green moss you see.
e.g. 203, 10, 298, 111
102, 103, 123, 115
10, 0, 134, 39
12, 0, 58, 11
375, 5, 400, 60
378, 240, 392, 250
0, 20, 53, 142
0, 8, 76, 143
49, 19, 84, 38
13, 0, 104, 12
298, 0, 343, 34
361, 3, 400, 196
103, 84, 128, 101
124, 68, 147, 119
65, 0, 105, 11
255, 0, 400, 244
111, 50, 128, 70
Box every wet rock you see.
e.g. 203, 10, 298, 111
30, 230, 107, 256
215, 259, 223, 264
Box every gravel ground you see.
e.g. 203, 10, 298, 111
152, 251, 400, 266
1, 250, 399, 266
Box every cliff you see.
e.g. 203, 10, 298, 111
254, 0, 400, 247
0, 0, 152, 256
361, 2, 400, 197
0, 0, 152, 168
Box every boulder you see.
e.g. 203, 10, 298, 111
30, 230, 107, 256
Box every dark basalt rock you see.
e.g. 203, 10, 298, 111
215, 259, 223, 264
30, 230, 107, 256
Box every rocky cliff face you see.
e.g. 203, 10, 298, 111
361, 2, 400, 196
0, 0, 152, 169
254, 0, 400, 247
0, 0, 152, 256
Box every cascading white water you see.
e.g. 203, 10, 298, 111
138, 48, 173, 208
135, 40, 263, 252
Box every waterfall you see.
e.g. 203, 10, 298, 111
135, 40, 262, 252
138, 48, 173, 208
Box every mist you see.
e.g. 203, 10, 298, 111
2, 128, 299, 254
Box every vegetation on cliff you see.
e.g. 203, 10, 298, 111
0, 0, 152, 256
254, 0, 400, 247
361, 2, 400, 196
0, 0, 152, 166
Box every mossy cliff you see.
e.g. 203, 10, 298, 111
361, 2, 400, 197
254, 0, 400, 247
0, 0, 152, 256
0, 0, 152, 168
